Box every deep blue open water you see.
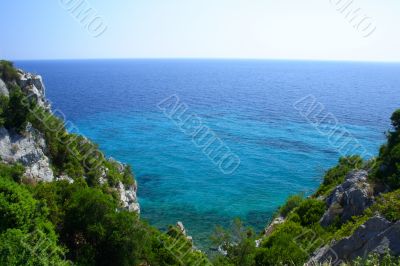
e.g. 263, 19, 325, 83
16, 59, 400, 248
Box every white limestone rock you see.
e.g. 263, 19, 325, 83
17, 70, 51, 110
0, 78, 8, 96
116, 181, 140, 213
0, 124, 54, 182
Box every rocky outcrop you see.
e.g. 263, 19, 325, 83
1, 69, 140, 213
308, 215, 400, 264
320, 170, 374, 226
176, 221, 194, 244
0, 124, 54, 182
17, 70, 51, 110
0, 78, 8, 96
117, 181, 140, 213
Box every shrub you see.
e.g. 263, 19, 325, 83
0, 178, 39, 232
369, 189, 400, 222
4, 85, 31, 132
374, 109, 400, 189
278, 194, 304, 217
391, 109, 400, 131
291, 198, 326, 227
316, 156, 363, 196
211, 218, 256, 266
0, 95, 8, 127
255, 221, 309, 265
0, 163, 24, 183
0, 60, 19, 82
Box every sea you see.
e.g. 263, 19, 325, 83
16, 59, 400, 248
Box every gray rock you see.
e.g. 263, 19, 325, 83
57, 174, 74, 184
17, 71, 50, 110
0, 125, 54, 182
308, 215, 400, 265
320, 170, 374, 226
177, 221, 187, 236
116, 181, 140, 213
0, 78, 8, 96
176, 221, 194, 245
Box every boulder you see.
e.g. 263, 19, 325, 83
320, 170, 374, 226
308, 215, 400, 265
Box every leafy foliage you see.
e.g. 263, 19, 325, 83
316, 155, 363, 196
369, 189, 400, 222
278, 194, 304, 217
0, 176, 68, 265
374, 109, 400, 189
0, 60, 19, 82
211, 219, 256, 266
0, 62, 211, 266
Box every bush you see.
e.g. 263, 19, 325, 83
255, 221, 309, 265
4, 85, 31, 132
369, 189, 400, 222
0, 229, 68, 266
211, 218, 256, 266
278, 194, 304, 217
0, 163, 24, 183
0, 178, 39, 232
0, 60, 19, 82
391, 109, 400, 131
316, 156, 363, 196
374, 109, 400, 189
291, 198, 326, 227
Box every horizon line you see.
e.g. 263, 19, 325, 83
7, 57, 400, 64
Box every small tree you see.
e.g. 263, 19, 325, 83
391, 109, 400, 131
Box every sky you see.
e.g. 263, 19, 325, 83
0, 0, 399, 61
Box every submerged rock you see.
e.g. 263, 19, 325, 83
320, 170, 374, 226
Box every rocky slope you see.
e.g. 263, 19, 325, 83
309, 215, 400, 264
0, 69, 140, 213
320, 170, 374, 227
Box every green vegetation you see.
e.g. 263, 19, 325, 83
1, 61, 400, 265
374, 110, 400, 189
212, 110, 400, 265
0, 60, 19, 82
0, 62, 210, 266
315, 155, 363, 197
211, 219, 256, 266
278, 194, 304, 217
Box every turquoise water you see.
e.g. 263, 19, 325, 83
16, 60, 400, 248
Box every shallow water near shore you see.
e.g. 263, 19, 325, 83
16, 59, 400, 248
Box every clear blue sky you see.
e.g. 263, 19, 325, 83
1, 0, 399, 61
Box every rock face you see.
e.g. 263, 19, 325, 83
17, 70, 51, 110
308, 215, 400, 264
0, 124, 54, 182
320, 170, 374, 226
0, 69, 140, 213
176, 221, 194, 245
117, 180, 140, 213
0, 78, 8, 96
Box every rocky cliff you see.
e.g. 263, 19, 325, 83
0, 69, 140, 213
